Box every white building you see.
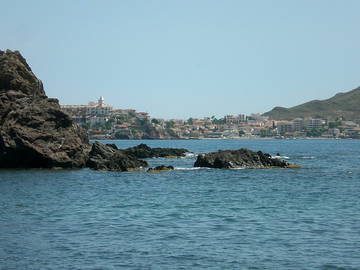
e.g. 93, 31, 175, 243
277, 121, 293, 134
293, 118, 304, 131
61, 96, 113, 117
305, 119, 324, 130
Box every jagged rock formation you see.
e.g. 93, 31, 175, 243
0, 50, 190, 171
0, 50, 90, 168
124, 143, 189, 158
0, 50, 46, 97
147, 165, 174, 173
87, 142, 148, 171
263, 86, 360, 120
194, 149, 299, 169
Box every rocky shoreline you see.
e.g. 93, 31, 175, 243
194, 149, 299, 169
124, 143, 189, 159
0, 50, 189, 171
0, 50, 89, 169
0, 50, 299, 171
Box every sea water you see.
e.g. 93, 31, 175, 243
0, 139, 359, 270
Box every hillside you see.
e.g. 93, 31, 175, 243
263, 86, 360, 120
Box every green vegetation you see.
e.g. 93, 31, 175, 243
263, 86, 360, 120
328, 121, 342, 128
259, 129, 271, 137
186, 118, 193, 125
151, 118, 160, 125
114, 132, 129, 139
165, 128, 177, 138
104, 121, 113, 130
165, 120, 175, 129
211, 117, 225, 125
306, 128, 324, 137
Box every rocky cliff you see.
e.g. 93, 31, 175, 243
0, 50, 184, 171
0, 50, 90, 168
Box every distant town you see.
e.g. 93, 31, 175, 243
61, 97, 360, 140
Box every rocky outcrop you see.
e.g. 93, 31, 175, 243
0, 50, 189, 171
147, 165, 174, 173
87, 142, 148, 171
0, 50, 46, 97
124, 143, 189, 158
194, 149, 299, 169
0, 50, 90, 168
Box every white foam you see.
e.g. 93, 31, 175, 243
271, 155, 290, 160
182, 152, 198, 158
174, 167, 210, 171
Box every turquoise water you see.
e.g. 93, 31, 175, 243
0, 139, 360, 270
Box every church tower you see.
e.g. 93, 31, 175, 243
98, 96, 104, 106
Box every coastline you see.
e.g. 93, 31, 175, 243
89, 136, 354, 141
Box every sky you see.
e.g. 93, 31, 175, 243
1, 0, 360, 119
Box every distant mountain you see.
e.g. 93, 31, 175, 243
263, 86, 360, 120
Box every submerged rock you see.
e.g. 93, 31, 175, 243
0, 50, 90, 168
124, 143, 189, 158
87, 142, 147, 171
147, 165, 174, 173
194, 149, 299, 169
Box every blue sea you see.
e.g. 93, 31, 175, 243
1, 139, 360, 270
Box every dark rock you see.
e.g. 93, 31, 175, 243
124, 143, 189, 158
0, 49, 90, 168
87, 142, 147, 171
0, 50, 46, 97
194, 148, 299, 169
106, 143, 118, 150
147, 165, 174, 173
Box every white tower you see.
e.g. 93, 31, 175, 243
98, 96, 104, 106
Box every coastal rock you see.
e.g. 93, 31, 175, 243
147, 165, 174, 173
106, 143, 118, 150
124, 143, 189, 158
0, 49, 90, 168
87, 142, 148, 171
194, 149, 299, 169
0, 49, 46, 97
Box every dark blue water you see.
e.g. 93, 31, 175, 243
1, 139, 360, 270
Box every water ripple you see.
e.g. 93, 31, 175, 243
1, 139, 360, 269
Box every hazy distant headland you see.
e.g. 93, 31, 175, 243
263, 86, 360, 121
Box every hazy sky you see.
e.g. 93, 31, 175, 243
1, 0, 359, 119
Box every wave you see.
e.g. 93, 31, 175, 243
271, 155, 290, 160
182, 152, 198, 158
174, 167, 210, 171
174, 167, 247, 170
321, 264, 360, 270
